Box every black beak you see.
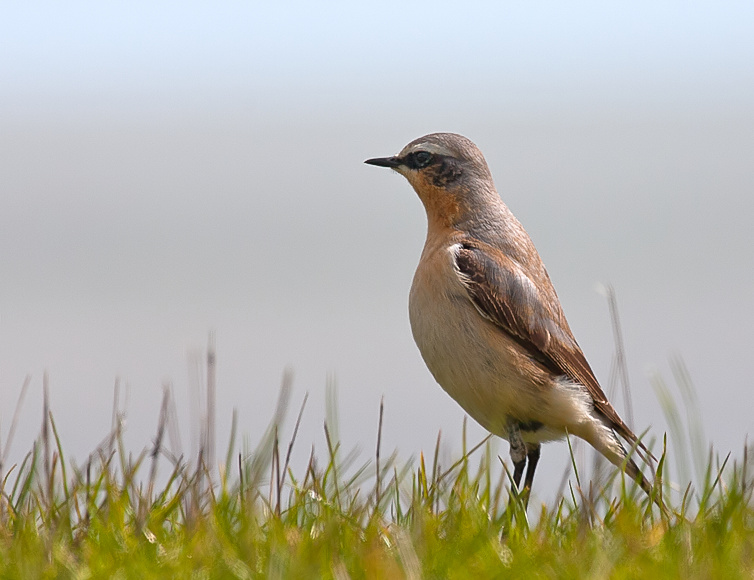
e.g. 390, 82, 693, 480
364, 156, 402, 168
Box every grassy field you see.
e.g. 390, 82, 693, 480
1, 369, 752, 579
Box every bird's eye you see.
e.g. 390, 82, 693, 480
413, 151, 432, 168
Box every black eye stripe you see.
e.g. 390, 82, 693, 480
406, 151, 434, 169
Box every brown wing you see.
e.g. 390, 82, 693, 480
453, 240, 649, 457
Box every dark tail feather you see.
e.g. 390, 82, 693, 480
624, 455, 652, 497
594, 421, 667, 513
614, 420, 656, 464
619, 441, 669, 515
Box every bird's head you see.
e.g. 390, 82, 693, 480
365, 133, 497, 228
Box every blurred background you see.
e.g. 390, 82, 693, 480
1, 2, 753, 502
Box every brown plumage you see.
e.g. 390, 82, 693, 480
365, 132, 657, 505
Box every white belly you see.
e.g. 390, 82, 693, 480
408, 244, 568, 443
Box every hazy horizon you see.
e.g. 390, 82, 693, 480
2, 2, 753, 501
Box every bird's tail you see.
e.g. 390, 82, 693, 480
612, 417, 656, 464
585, 420, 666, 513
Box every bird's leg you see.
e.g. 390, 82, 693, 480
508, 424, 540, 509
507, 422, 527, 490
523, 444, 541, 492
502, 424, 530, 539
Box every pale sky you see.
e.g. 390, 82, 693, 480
1, 2, 753, 502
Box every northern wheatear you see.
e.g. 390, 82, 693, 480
365, 133, 654, 502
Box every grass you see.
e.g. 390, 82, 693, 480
0, 385, 752, 577
0, 347, 752, 577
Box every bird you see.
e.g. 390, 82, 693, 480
365, 132, 655, 504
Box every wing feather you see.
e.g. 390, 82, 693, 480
453, 239, 650, 457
